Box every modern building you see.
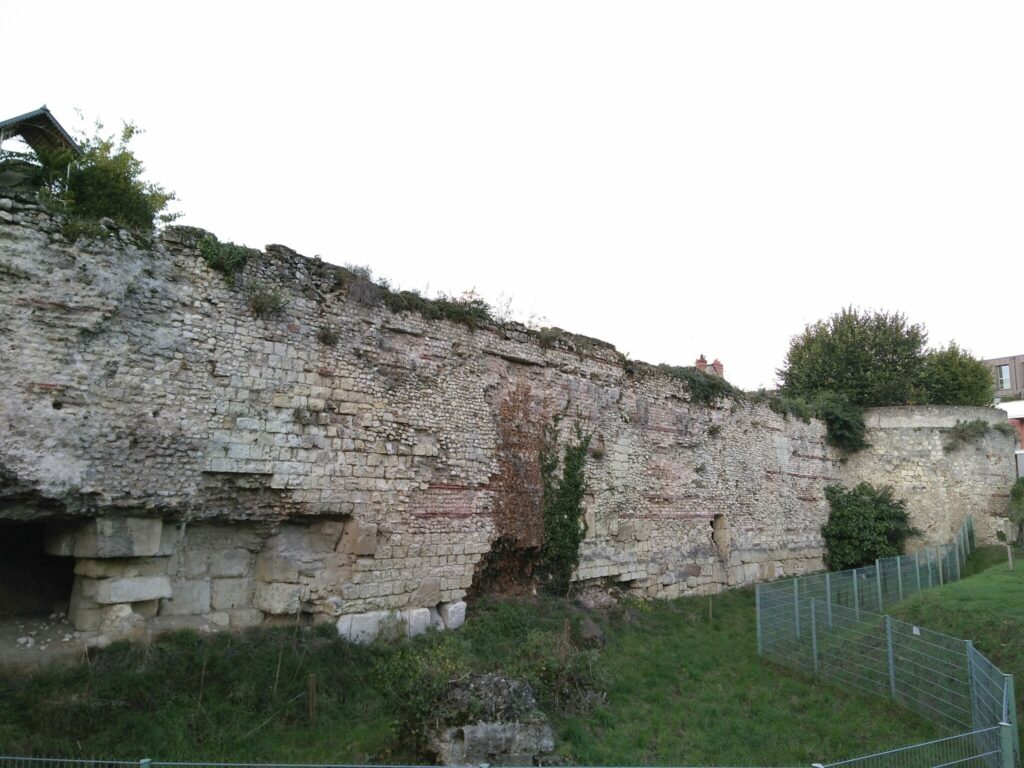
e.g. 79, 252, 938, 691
985, 354, 1024, 401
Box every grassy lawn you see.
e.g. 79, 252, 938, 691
0, 588, 938, 766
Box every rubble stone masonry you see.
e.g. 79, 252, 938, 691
0, 191, 1014, 643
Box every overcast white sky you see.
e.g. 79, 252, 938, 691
5, 2, 1022, 390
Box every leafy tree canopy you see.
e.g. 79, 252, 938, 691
918, 342, 994, 407
779, 308, 992, 408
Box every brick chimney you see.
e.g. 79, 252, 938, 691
695, 354, 708, 373
710, 358, 724, 377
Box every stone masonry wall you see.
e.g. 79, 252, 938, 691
0, 190, 1012, 644
843, 407, 1016, 546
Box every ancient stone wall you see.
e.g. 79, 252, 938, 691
0, 190, 1013, 646
843, 407, 1016, 545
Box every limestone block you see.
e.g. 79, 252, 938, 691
438, 600, 466, 630
75, 518, 164, 558
162, 579, 211, 615
339, 521, 377, 556
95, 576, 172, 604
75, 557, 170, 579
208, 548, 253, 578
255, 582, 303, 615
406, 607, 431, 637
211, 578, 254, 610
410, 576, 441, 606
255, 552, 300, 582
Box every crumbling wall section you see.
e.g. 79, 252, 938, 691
5, 190, 1007, 643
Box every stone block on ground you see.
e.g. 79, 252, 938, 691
337, 610, 387, 644
438, 600, 466, 630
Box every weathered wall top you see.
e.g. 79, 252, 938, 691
863, 406, 1008, 430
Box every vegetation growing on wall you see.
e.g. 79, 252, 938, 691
656, 365, 745, 405
822, 482, 916, 571
754, 390, 867, 452
942, 419, 1015, 453
198, 235, 256, 281
9, 120, 178, 234
538, 420, 591, 595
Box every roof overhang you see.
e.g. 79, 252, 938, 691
0, 106, 81, 156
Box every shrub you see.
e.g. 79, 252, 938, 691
918, 343, 994, 406
198, 235, 255, 280
32, 120, 178, 232
822, 483, 916, 571
538, 422, 591, 595
248, 283, 285, 319
767, 394, 814, 423
813, 391, 867, 452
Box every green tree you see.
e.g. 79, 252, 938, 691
1009, 477, 1024, 543
917, 343, 994, 406
822, 482, 917, 571
32, 119, 177, 231
779, 307, 927, 407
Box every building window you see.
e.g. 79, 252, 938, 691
996, 364, 1011, 390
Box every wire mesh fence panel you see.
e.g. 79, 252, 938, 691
889, 617, 972, 732
821, 726, 1005, 768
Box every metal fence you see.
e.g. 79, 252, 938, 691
758, 516, 1019, 768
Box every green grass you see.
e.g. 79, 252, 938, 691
0, 590, 939, 765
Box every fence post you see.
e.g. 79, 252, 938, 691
1000, 721, 1015, 768
140, 760, 151, 768
927, 548, 934, 588
954, 541, 962, 582
794, 579, 801, 638
755, 585, 763, 655
811, 598, 819, 673
937, 546, 944, 585
825, 572, 833, 628
915, 551, 922, 594
885, 615, 897, 698
966, 640, 977, 729
876, 558, 884, 610
853, 568, 860, 621
896, 555, 904, 602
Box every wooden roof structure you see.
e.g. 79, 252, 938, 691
0, 106, 81, 156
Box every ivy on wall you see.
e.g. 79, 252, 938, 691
538, 419, 591, 595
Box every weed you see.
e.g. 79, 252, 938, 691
248, 283, 285, 319
316, 325, 339, 346
943, 419, 992, 453
198, 235, 256, 278
656, 365, 744, 405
